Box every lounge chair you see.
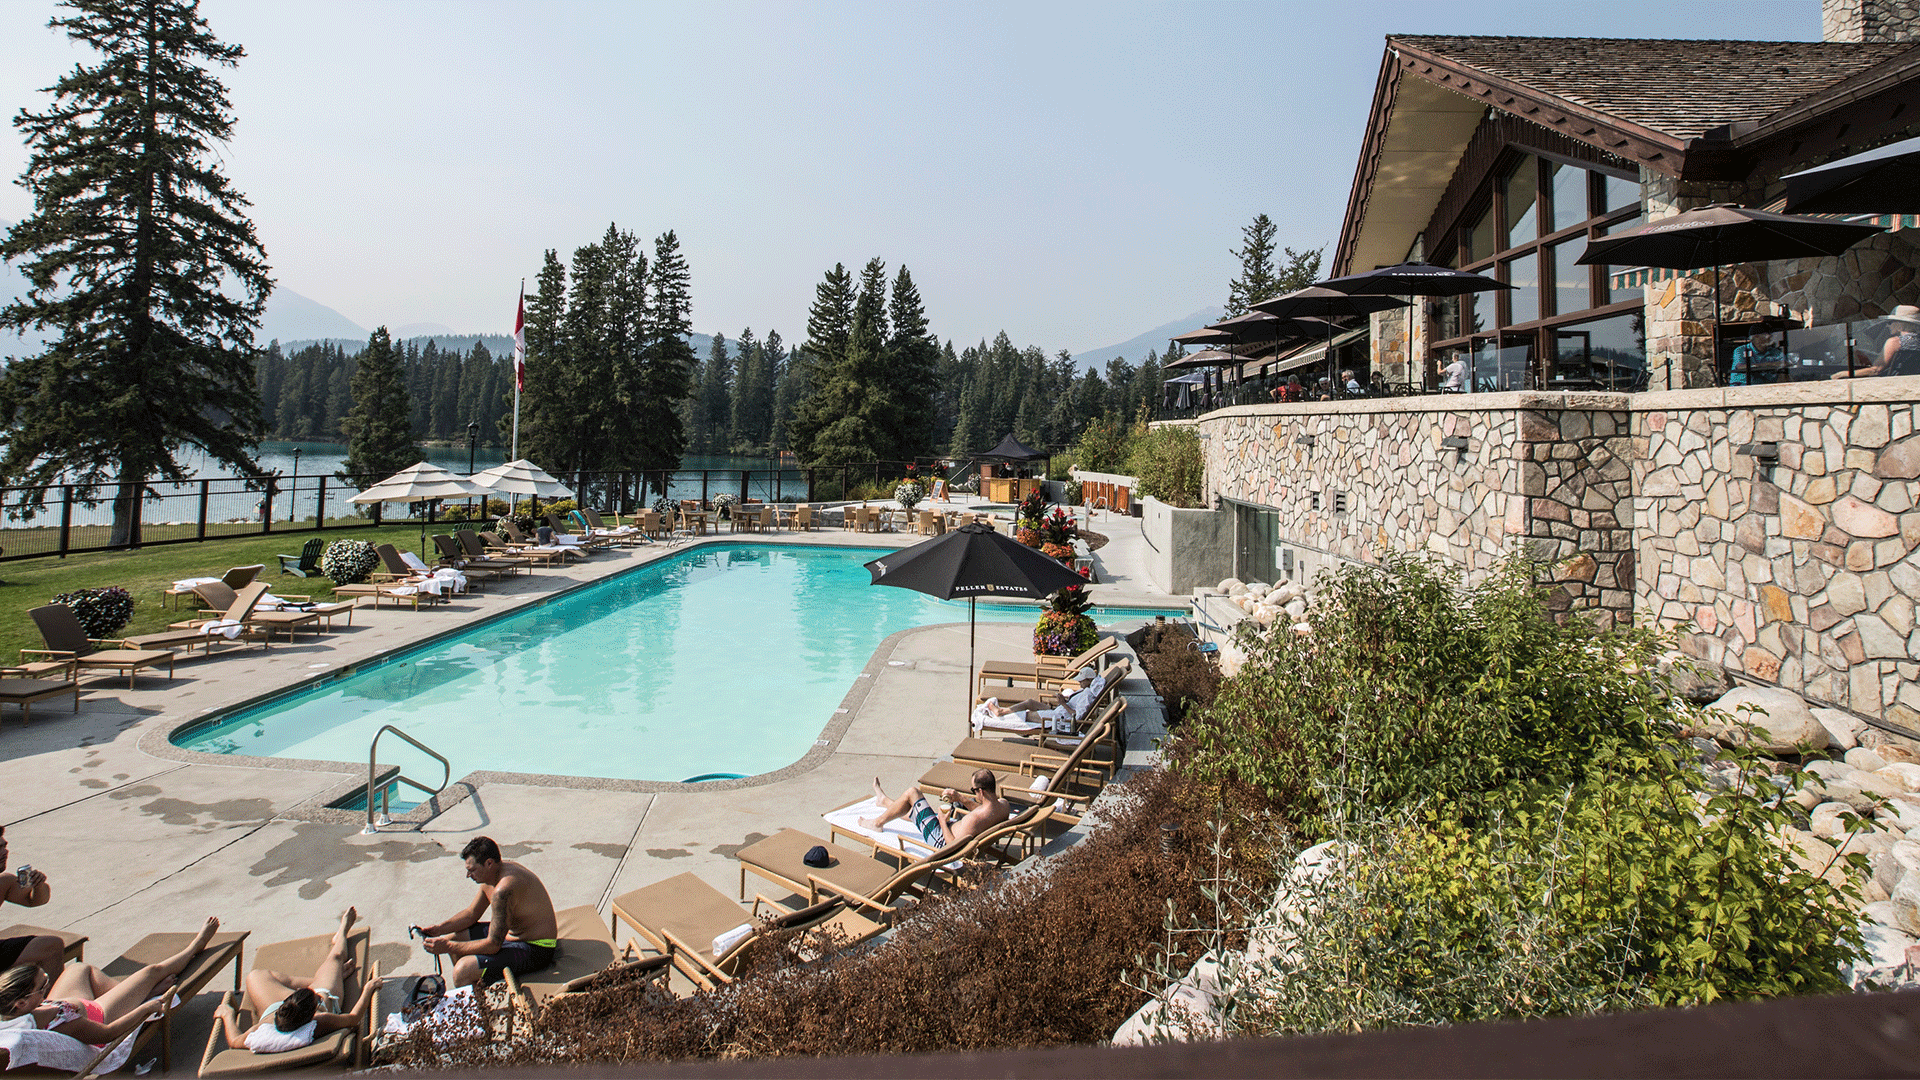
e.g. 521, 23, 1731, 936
476, 529, 565, 567
946, 698, 1125, 787
164, 564, 266, 611
24, 606, 175, 690
976, 635, 1117, 695
432, 534, 516, 581
497, 520, 589, 560
610, 874, 874, 993
367, 544, 459, 605
104, 926, 250, 1071
125, 582, 274, 658
492, 905, 629, 1033
195, 925, 376, 1077
545, 514, 612, 551
276, 539, 325, 578
579, 508, 644, 546
0, 670, 81, 726
192, 582, 341, 641
396, 546, 479, 594
456, 529, 538, 571
921, 699, 1127, 820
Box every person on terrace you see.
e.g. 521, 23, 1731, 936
0, 826, 67, 981
417, 837, 560, 988
0, 917, 221, 1048
213, 907, 381, 1054
859, 769, 1010, 850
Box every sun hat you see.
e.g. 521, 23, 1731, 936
1888, 304, 1920, 326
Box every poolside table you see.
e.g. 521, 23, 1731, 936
678, 510, 709, 535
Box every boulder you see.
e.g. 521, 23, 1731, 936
1881, 763, 1920, 792
1807, 759, 1857, 783
1883, 797, 1920, 832
1811, 801, 1856, 837
1228, 583, 1250, 597
1892, 840, 1920, 877
1847, 747, 1890, 773
1813, 707, 1863, 751
1217, 577, 1243, 593
1864, 900, 1907, 930
1284, 599, 1308, 619
1109, 955, 1222, 1045
1892, 872, 1920, 936
1660, 654, 1734, 704
1846, 922, 1920, 990
1705, 687, 1829, 754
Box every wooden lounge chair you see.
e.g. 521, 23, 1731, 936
0, 924, 85, 963
456, 529, 538, 571
127, 582, 274, 658
580, 508, 645, 546
475, 530, 564, 567
164, 564, 266, 611
610, 873, 874, 993
432, 534, 515, 581
195, 926, 375, 1077
976, 635, 1117, 695
921, 699, 1127, 819
276, 538, 325, 578
946, 699, 1125, 787
24, 605, 175, 690
495, 905, 621, 1031
545, 515, 612, 551
191, 582, 334, 641
0, 672, 81, 726
497, 520, 588, 560
105, 926, 250, 1071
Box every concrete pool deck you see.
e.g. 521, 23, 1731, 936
0, 512, 1179, 1064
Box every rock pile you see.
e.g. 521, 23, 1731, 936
1692, 682, 1920, 990
1199, 576, 1312, 634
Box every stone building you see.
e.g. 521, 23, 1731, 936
1162, 0, 1920, 727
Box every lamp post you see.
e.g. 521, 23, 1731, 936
290, 447, 301, 524
467, 421, 479, 519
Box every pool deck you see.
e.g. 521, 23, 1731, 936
0, 508, 1178, 1062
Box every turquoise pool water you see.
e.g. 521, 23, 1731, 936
174, 544, 1185, 783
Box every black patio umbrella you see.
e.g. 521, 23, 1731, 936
1318, 261, 1514, 297
1578, 204, 1883, 382
1250, 288, 1410, 389
1171, 327, 1236, 345
865, 523, 1090, 711
1162, 348, 1244, 370
1783, 135, 1920, 214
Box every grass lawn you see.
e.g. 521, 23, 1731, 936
0, 525, 439, 664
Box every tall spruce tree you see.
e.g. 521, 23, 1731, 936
338, 327, 416, 484
631, 230, 695, 484
0, 0, 271, 544
883, 266, 939, 460
696, 333, 731, 454
510, 250, 568, 457
786, 264, 855, 463
796, 258, 890, 466
727, 327, 757, 450
1225, 213, 1279, 317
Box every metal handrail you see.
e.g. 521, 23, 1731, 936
364, 724, 451, 834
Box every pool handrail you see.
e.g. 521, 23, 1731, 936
364, 724, 451, 833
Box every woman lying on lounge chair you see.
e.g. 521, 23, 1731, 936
212, 908, 379, 1054
0, 916, 220, 1047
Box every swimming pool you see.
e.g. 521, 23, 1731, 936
173, 544, 1185, 783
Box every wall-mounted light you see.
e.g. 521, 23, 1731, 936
1294, 435, 1316, 448
1735, 441, 1780, 463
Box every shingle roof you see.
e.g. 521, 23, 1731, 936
1391, 36, 1913, 140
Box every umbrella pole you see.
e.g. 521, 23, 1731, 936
967, 597, 976, 716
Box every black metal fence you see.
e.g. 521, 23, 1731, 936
0, 460, 952, 564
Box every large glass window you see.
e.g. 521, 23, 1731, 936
1550, 233, 1589, 315
1549, 162, 1587, 234
1505, 252, 1539, 325
1601, 172, 1639, 214
1466, 204, 1497, 265
1554, 310, 1647, 390
1503, 156, 1538, 248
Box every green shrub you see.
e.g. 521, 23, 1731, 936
319, 539, 380, 585
50, 586, 133, 638
1071, 418, 1135, 475
1126, 426, 1204, 507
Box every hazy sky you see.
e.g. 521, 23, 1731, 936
0, 1, 1817, 354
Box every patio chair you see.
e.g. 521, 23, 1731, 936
495, 905, 621, 1032
947, 698, 1124, 786
785, 505, 816, 532
545, 514, 612, 550
370, 544, 453, 605
610, 873, 875, 993
163, 564, 266, 610
498, 520, 589, 560
276, 538, 325, 577
432, 534, 516, 581
580, 508, 645, 546
976, 635, 1116, 695
397, 547, 479, 595
0, 671, 80, 726
921, 700, 1127, 822
195, 925, 376, 1077
457, 529, 539, 570
124, 581, 275, 658
23, 605, 175, 690
191, 581, 338, 640
105, 925, 250, 1072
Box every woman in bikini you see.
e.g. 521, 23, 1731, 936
0, 915, 221, 1048
213, 907, 381, 1054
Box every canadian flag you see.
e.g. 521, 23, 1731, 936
512, 287, 526, 391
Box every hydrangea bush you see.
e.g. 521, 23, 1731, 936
319, 539, 380, 585
894, 480, 925, 509
51, 586, 133, 639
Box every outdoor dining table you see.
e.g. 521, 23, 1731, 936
678, 509, 709, 535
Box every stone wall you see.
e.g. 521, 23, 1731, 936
1824, 0, 1920, 42
1193, 379, 1920, 723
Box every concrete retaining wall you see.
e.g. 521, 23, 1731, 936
1140, 496, 1232, 595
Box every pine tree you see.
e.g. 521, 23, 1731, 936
798, 258, 891, 466
727, 327, 757, 450
883, 266, 939, 460
1225, 213, 1279, 317
786, 264, 855, 463
0, 0, 271, 544
631, 230, 695, 483
696, 333, 731, 454
510, 250, 568, 458
338, 327, 416, 484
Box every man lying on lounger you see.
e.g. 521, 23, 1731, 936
860, 769, 1011, 850
976, 665, 1108, 734
417, 837, 560, 988
0, 825, 66, 980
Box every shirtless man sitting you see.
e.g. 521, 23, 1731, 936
0, 825, 66, 980
417, 837, 559, 988
859, 769, 1011, 852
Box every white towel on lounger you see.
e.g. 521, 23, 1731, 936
201, 619, 243, 639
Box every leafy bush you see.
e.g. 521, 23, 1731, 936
1016, 488, 1050, 527
1072, 417, 1136, 475
1135, 622, 1221, 726
443, 498, 509, 523
1062, 478, 1082, 505
319, 539, 380, 585
894, 479, 925, 509
51, 587, 133, 639
1166, 553, 1864, 1008
1126, 426, 1204, 507
514, 497, 577, 520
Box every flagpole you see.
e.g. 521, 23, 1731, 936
511, 280, 525, 460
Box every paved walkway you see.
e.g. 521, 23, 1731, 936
0, 516, 1182, 1064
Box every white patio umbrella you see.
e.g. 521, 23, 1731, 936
350, 461, 493, 555
468, 459, 576, 500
